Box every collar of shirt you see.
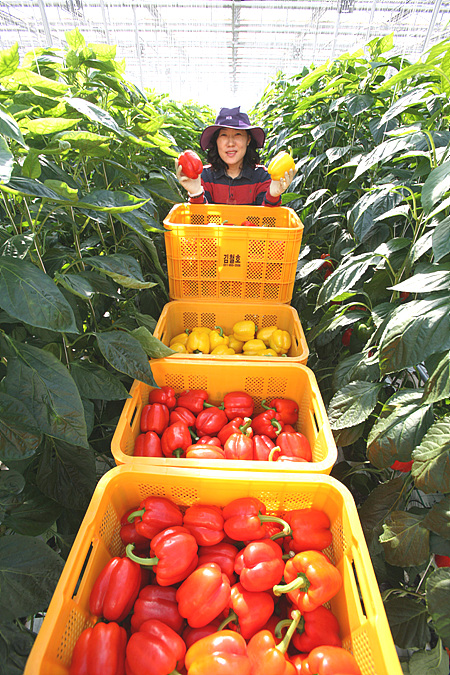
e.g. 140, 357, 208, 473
215, 165, 255, 181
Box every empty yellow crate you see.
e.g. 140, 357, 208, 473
153, 300, 309, 363
111, 359, 336, 473
163, 203, 303, 304
24, 466, 402, 675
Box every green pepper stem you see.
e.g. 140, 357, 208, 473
240, 418, 253, 435
273, 573, 309, 596
218, 611, 238, 631
268, 446, 281, 462
259, 514, 291, 539
276, 610, 301, 654
173, 448, 184, 458
126, 544, 159, 567
214, 325, 224, 337
272, 419, 283, 435
261, 399, 274, 412
127, 508, 144, 523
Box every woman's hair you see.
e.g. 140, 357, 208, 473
206, 130, 261, 172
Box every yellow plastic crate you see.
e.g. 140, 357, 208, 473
111, 359, 336, 473
163, 203, 303, 304
24, 466, 402, 675
153, 300, 309, 363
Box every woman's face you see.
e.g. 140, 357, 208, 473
216, 128, 250, 171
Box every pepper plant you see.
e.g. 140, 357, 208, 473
254, 33, 450, 672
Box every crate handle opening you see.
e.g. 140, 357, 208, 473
351, 559, 367, 618
71, 543, 93, 600
129, 404, 138, 429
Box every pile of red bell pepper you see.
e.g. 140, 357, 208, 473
69, 496, 362, 675
134, 386, 313, 463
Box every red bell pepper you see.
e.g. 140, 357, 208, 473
223, 497, 291, 542
195, 406, 228, 437
224, 428, 254, 460
284, 508, 333, 553
178, 149, 203, 179
218, 417, 253, 446
222, 582, 275, 639
262, 398, 299, 425
131, 584, 184, 634
234, 539, 284, 592
89, 556, 142, 622
300, 646, 361, 675
69, 621, 127, 675
184, 630, 251, 675
198, 542, 239, 584
275, 431, 312, 462
194, 435, 221, 446
134, 431, 163, 458
290, 605, 342, 652
176, 562, 231, 627
177, 388, 210, 414
273, 550, 342, 612
127, 496, 183, 540
140, 402, 170, 435
270, 453, 309, 464
223, 391, 254, 420
186, 444, 226, 459
120, 508, 151, 551
183, 504, 225, 546
251, 410, 284, 439
247, 610, 301, 675
148, 385, 176, 410
161, 421, 192, 458
182, 618, 223, 650
253, 434, 275, 461
127, 525, 198, 586
125, 619, 186, 675
170, 406, 197, 427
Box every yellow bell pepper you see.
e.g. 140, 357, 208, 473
169, 332, 189, 347
233, 320, 256, 343
169, 342, 188, 354
242, 338, 267, 355
210, 344, 236, 355
191, 326, 212, 335
269, 329, 292, 355
256, 325, 278, 347
267, 151, 296, 181
186, 331, 210, 354
227, 334, 244, 353
209, 326, 229, 351
260, 348, 278, 356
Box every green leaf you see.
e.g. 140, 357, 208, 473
345, 94, 374, 116
351, 137, 413, 182
66, 97, 128, 137
3, 338, 89, 449
427, 570, 450, 648
0, 137, 14, 184
6, 68, 68, 96
367, 390, 433, 468
358, 477, 406, 548
0, 620, 36, 675
0, 108, 25, 147
0, 257, 78, 333
65, 28, 85, 51
0, 42, 19, 78
0, 469, 25, 521
76, 190, 149, 213
423, 352, 450, 403
390, 264, 450, 294
412, 417, 450, 494
348, 188, 401, 243
432, 216, 450, 262
43, 181, 78, 202
379, 88, 428, 125
25, 117, 82, 135
409, 642, 449, 675
95, 330, 156, 386
22, 149, 41, 180
3, 485, 61, 536
131, 326, 175, 358
332, 422, 365, 447
422, 497, 450, 540
0, 392, 42, 461
327, 381, 383, 430
383, 595, 430, 649
70, 361, 130, 401
54, 272, 95, 300
0, 177, 71, 202
379, 293, 450, 375
0, 535, 64, 621
316, 252, 381, 307
332, 352, 380, 389
85, 253, 155, 289
380, 510, 430, 566
422, 161, 450, 214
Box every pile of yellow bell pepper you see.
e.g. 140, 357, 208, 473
168, 321, 292, 357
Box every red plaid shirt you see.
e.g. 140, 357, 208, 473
189, 164, 281, 207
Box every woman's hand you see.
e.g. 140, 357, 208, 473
176, 164, 203, 196
269, 168, 296, 198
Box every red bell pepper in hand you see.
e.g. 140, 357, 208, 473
234, 539, 284, 591
247, 610, 301, 675
148, 385, 176, 410
178, 149, 203, 179
198, 542, 239, 584
223, 391, 254, 420
253, 434, 275, 461
134, 431, 163, 458
262, 398, 299, 425
120, 509, 151, 551
284, 508, 332, 553
183, 504, 225, 546
195, 406, 228, 437
125, 619, 186, 675
218, 417, 253, 446
89, 556, 142, 622
222, 582, 275, 639
177, 389, 210, 414
223, 497, 291, 542
300, 646, 361, 675
176, 562, 231, 627
275, 431, 312, 462
184, 630, 251, 675
251, 410, 284, 439
186, 444, 226, 459
127, 525, 198, 586
170, 406, 197, 427
131, 584, 184, 634
290, 605, 342, 652
140, 403, 170, 435
69, 621, 127, 675
127, 496, 183, 540
273, 550, 342, 612
161, 421, 192, 458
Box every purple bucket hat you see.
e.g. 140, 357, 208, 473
200, 106, 266, 151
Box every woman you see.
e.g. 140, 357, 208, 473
176, 106, 295, 206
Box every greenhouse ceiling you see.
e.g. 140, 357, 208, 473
1, 0, 450, 111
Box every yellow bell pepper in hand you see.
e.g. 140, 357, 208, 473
242, 338, 267, 355
227, 334, 244, 353
233, 320, 256, 343
267, 151, 296, 181
210, 344, 236, 355
169, 332, 189, 347
269, 329, 291, 355
209, 326, 229, 351
256, 325, 278, 347
186, 331, 210, 354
